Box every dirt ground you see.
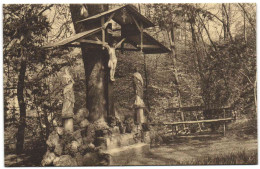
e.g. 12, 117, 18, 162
126, 135, 258, 165
5, 134, 257, 166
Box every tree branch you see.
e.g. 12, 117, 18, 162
38, 4, 54, 16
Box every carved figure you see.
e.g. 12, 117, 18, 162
133, 68, 145, 108
62, 68, 75, 120
96, 37, 125, 81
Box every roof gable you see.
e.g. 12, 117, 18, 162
76, 5, 154, 29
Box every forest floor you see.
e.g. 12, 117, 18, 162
126, 134, 257, 165
5, 134, 257, 166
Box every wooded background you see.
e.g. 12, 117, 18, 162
3, 3, 256, 158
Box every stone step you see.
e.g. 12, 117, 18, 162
96, 133, 138, 150
102, 143, 150, 166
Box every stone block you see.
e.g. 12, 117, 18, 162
41, 150, 56, 166
72, 130, 82, 140
56, 127, 64, 136
109, 126, 120, 135
63, 118, 74, 133
97, 133, 138, 150
142, 131, 151, 143
75, 153, 84, 166
53, 155, 77, 166
104, 143, 150, 166
82, 152, 100, 166
46, 131, 59, 151
54, 143, 63, 156
74, 108, 89, 124
80, 119, 89, 128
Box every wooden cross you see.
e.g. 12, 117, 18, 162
122, 8, 127, 23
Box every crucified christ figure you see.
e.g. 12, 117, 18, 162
96, 37, 125, 81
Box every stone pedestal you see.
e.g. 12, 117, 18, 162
135, 108, 145, 124
63, 118, 74, 133
97, 131, 150, 165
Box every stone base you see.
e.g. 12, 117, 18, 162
97, 130, 150, 166
96, 133, 137, 150
103, 143, 150, 166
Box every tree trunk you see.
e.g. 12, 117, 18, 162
143, 53, 150, 111
168, 26, 185, 126
70, 4, 110, 122
16, 58, 27, 154
4, 98, 8, 128
222, 4, 227, 40
222, 3, 233, 42
243, 7, 247, 43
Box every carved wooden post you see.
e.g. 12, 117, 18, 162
62, 68, 75, 133
70, 4, 110, 123
106, 24, 115, 120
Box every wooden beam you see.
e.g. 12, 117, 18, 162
116, 48, 139, 51
166, 106, 232, 112
137, 45, 160, 48
43, 27, 102, 48
103, 12, 115, 28
76, 6, 123, 24
101, 16, 105, 50
160, 118, 234, 125
140, 22, 143, 52
65, 44, 81, 47
79, 39, 103, 45
131, 15, 141, 32
112, 28, 121, 31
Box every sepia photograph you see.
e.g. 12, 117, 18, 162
2, 2, 257, 166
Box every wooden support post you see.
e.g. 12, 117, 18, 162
107, 80, 115, 118
175, 125, 178, 135
172, 125, 174, 139
140, 22, 143, 52
223, 109, 226, 136
101, 16, 105, 50
105, 22, 115, 121
121, 42, 125, 54
194, 111, 202, 131
178, 110, 185, 128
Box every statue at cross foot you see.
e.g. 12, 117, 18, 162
61, 68, 75, 133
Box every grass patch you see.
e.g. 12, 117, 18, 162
179, 150, 257, 165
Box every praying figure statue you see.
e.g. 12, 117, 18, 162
62, 68, 75, 132
133, 67, 146, 125
133, 67, 145, 108
96, 37, 125, 81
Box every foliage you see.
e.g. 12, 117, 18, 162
3, 3, 257, 165
179, 150, 257, 165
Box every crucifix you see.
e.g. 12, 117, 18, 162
121, 8, 127, 23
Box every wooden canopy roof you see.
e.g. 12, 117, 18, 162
43, 5, 170, 54
126, 32, 170, 54
44, 27, 102, 48
76, 5, 155, 29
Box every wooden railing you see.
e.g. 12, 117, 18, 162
151, 106, 235, 137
